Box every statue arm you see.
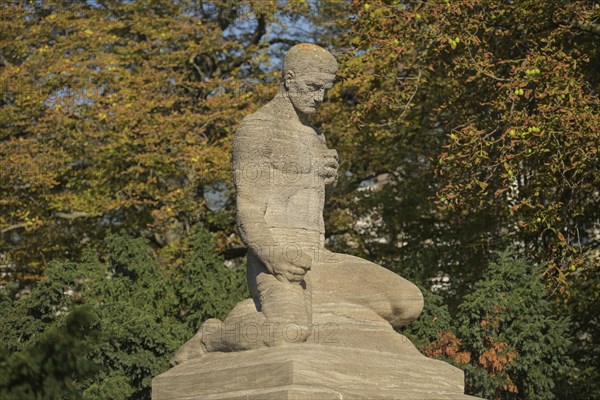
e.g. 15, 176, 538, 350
233, 119, 312, 283
232, 122, 277, 273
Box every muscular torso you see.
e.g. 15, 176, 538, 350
233, 104, 331, 251
265, 124, 326, 233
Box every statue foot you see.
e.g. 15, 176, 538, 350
169, 327, 209, 366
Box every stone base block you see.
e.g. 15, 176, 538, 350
152, 344, 481, 400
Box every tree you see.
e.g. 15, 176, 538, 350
2, 0, 597, 397
400, 283, 454, 350
0, 225, 247, 399
0, 305, 100, 400
322, 0, 599, 297
0, 0, 329, 283
408, 252, 572, 399
318, 3, 598, 396
455, 252, 572, 399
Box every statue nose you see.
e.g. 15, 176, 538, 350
314, 89, 325, 103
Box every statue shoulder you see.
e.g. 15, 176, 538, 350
237, 108, 277, 133
233, 108, 276, 160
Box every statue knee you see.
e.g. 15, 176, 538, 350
257, 280, 312, 346
405, 285, 425, 322
269, 321, 311, 346
389, 282, 424, 328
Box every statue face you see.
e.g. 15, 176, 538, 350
285, 72, 334, 115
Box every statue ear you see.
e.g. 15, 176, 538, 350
284, 70, 295, 89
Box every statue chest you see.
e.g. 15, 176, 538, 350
269, 128, 327, 176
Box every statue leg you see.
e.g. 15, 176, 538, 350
247, 249, 312, 346
171, 248, 314, 365
310, 250, 423, 328
169, 299, 266, 365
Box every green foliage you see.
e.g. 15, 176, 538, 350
174, 225, 249, 330
400, 284, 453, 350
319, 2, 598, 397
456, 252, 572, 399
1, 0, 597, 398
0, 305, 100, 400
0, 224, 247, 399
554, 264, 600, 400
401, 251, 572, 399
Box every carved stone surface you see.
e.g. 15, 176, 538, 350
154, 298, 480, 399
154, 345, 481, 400
171, 42, 424, 360
153, 43, 481, 400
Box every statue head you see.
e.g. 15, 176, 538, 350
282, 43, 338, 115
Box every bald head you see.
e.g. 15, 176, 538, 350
282, 43, 338, 80
280, 43, 337, 115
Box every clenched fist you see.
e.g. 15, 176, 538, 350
318, 148, 338, 185
267, 250, 312, 283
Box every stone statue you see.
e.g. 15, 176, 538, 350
171, 43, 423, 364
156, 44, 479, 400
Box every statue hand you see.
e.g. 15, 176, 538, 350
320, 148, 338, 185
270, 251, 312, 283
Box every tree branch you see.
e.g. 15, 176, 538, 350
221, 247, 247, 260
54, 211, 90, 220
250, 15, 266, 45
574, 20, 600, 36
1, 223, 26, 235
267, 38, 298, 47
0, 50, 13, 68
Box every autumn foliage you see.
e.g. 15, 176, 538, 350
1, 1, 597, 399
1, 0, 285, 280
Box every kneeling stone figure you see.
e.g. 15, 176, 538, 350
171, 43, 424, 364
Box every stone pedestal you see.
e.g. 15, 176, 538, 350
153, 298, 481, 400
152, 343, 480, 400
